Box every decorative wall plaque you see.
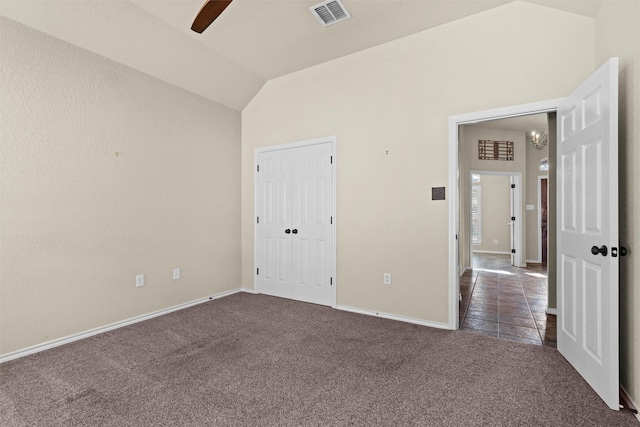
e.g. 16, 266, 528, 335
478, 140, 514, 161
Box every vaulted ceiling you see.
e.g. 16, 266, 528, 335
0, 0, 602, 110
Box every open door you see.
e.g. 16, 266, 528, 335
510, 176, 516, 266
557, 58, 619, 410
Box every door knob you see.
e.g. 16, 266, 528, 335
591, 245, 608, 256
292, 229, 298, 234
285, 229, 291, 234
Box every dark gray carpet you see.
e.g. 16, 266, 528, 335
0, 293, 636, 426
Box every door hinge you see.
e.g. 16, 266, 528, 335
331, 216, 333, 224
511, 184, 515, 188
330, 156, 333, 164
257, 165, 259, 172
511, 249, 516, 254
330, 277, 333, 286
257, 216, 259, 224
257, 268, 259, 275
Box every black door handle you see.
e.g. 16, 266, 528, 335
285, 229, 291, 234
591, 245, 608, 256
292, 229, 298, 234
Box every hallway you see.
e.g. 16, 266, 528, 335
459, 253, 556, 347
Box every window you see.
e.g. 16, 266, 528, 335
471, 185, 482, 245
540, 157, 549, 171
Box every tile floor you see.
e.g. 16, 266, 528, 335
459, 253, 557, 347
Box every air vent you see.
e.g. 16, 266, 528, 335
310, 0, 351, 27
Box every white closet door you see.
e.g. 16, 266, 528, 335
291, 143, 333, 305
256, 141, 334, 306
256, 149, 293, 299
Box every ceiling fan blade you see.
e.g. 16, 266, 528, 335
191, 0, 233, 33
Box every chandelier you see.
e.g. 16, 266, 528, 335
530, 129, 548, 150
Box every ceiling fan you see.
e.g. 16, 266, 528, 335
191, 0, 233, 34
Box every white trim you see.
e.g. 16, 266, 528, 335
0, 288, 242, 364
473, 250, 512, 255
241, 287, 258, 294
620, 386, 640, 421
449, 98, 562, 330
511, 174, 524, 267
254, 136, 336, 154
334, 304, 450, 330
254, 136, 337, 308
546, 307, 558, 315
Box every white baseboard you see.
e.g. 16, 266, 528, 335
459, 266, 469, 277
526, 258, 543, 264
546, 307, 558, 315
472, 250, 511, 255
620, 386, 640, 420
241, 287, 258, 294
334, 304, 452, 331
0, 288, 243, 364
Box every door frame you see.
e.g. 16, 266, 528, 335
254, 135, 337, 307
448, 99, 562, 329
537, 175, 549, 264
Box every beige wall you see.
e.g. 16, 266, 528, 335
459, 126, 526, 268
473, 175, 511, 253
242, 2, 595, 324
595, 0, 640, 406
0, 19, 241, 355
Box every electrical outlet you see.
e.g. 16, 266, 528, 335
136, 274, 144, 287
173, 268, 180, 280
383, 273, 391, 285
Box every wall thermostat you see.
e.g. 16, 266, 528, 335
432, 187, 445, 201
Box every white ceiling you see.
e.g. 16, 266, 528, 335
0, 0, 602, 110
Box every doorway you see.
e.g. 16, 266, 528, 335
447, 99, 560, 329
457, 114, 553, 346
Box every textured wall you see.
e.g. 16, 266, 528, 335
595, 0, 640, 408
0, 18, 241, 355
242, 2, 595, 325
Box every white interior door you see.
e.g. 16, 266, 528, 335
256, 149, 293, 299
557, 58, 619, 410
509, 174, 524, 267
256, 141, 334, 306
291, 143, 333, 305
510, 177, 515, 266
